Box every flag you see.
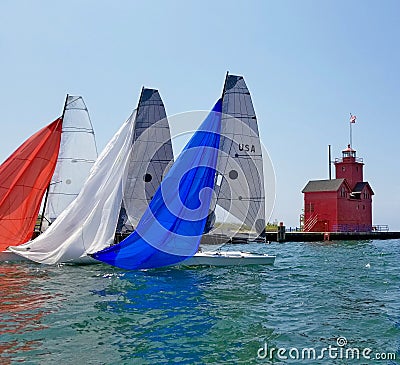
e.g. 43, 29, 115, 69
350, 115, 357, 123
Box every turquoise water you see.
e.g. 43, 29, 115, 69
1, 240, 399, 364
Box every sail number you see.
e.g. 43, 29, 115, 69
238, 144, 256, 153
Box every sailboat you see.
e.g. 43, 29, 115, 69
182, 73, 275, 266
42, 96, 98, 228
91, 99, 223, 269
0, 95, 97, 261
182, 249, 275, 266
116, 88, 174, 237
92, 74, 275, 269
9, 88, 174, 264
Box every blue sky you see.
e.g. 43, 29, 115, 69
1, 0, 399, 229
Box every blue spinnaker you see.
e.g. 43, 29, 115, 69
91, 100, 222, 269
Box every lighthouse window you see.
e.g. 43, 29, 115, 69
342, 166, 346, 171
305, 203, 314, 213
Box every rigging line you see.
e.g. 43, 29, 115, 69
60, 127, 95, 132
57, 158, 96, 162
233, 154, 263, 158
217, 196, 264, 201
48, 192, 81, 196
65, 104, 89, 112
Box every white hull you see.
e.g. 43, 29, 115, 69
1, 249, 275, 268
0, 250, 99, 265
0, 250, 30, 262
200, 233, 231, 245
180, 251, 275, 267
65, 255, 99, 265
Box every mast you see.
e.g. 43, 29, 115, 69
137, 87, 144, 115
61, 94, 69, 122
222, 71, 229, 99
132, 86, 144, 139
37, 94, 68, 234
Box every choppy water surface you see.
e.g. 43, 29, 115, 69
1, 240, 399, 364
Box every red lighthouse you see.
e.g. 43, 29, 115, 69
302, 144, 374, 232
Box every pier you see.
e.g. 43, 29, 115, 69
116, 230, 400, 246
265, 230, 400, 243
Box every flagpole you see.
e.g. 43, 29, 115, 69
349, 113, 353, 147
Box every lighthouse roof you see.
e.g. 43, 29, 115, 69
353, 182, 375, 195
342, 144, 355, 153
302, 178, 347, 193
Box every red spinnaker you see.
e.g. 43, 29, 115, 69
0, 118, 62, 250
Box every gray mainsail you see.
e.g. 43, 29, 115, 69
211, 74, 266, 237
119, 88, 174, 232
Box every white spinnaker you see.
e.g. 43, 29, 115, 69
120, 89, 174, 230
212, 75, 266, 237
9, 111, 137, 264
44, 96, 97, 224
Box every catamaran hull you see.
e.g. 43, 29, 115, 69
180, 251, 275, 267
